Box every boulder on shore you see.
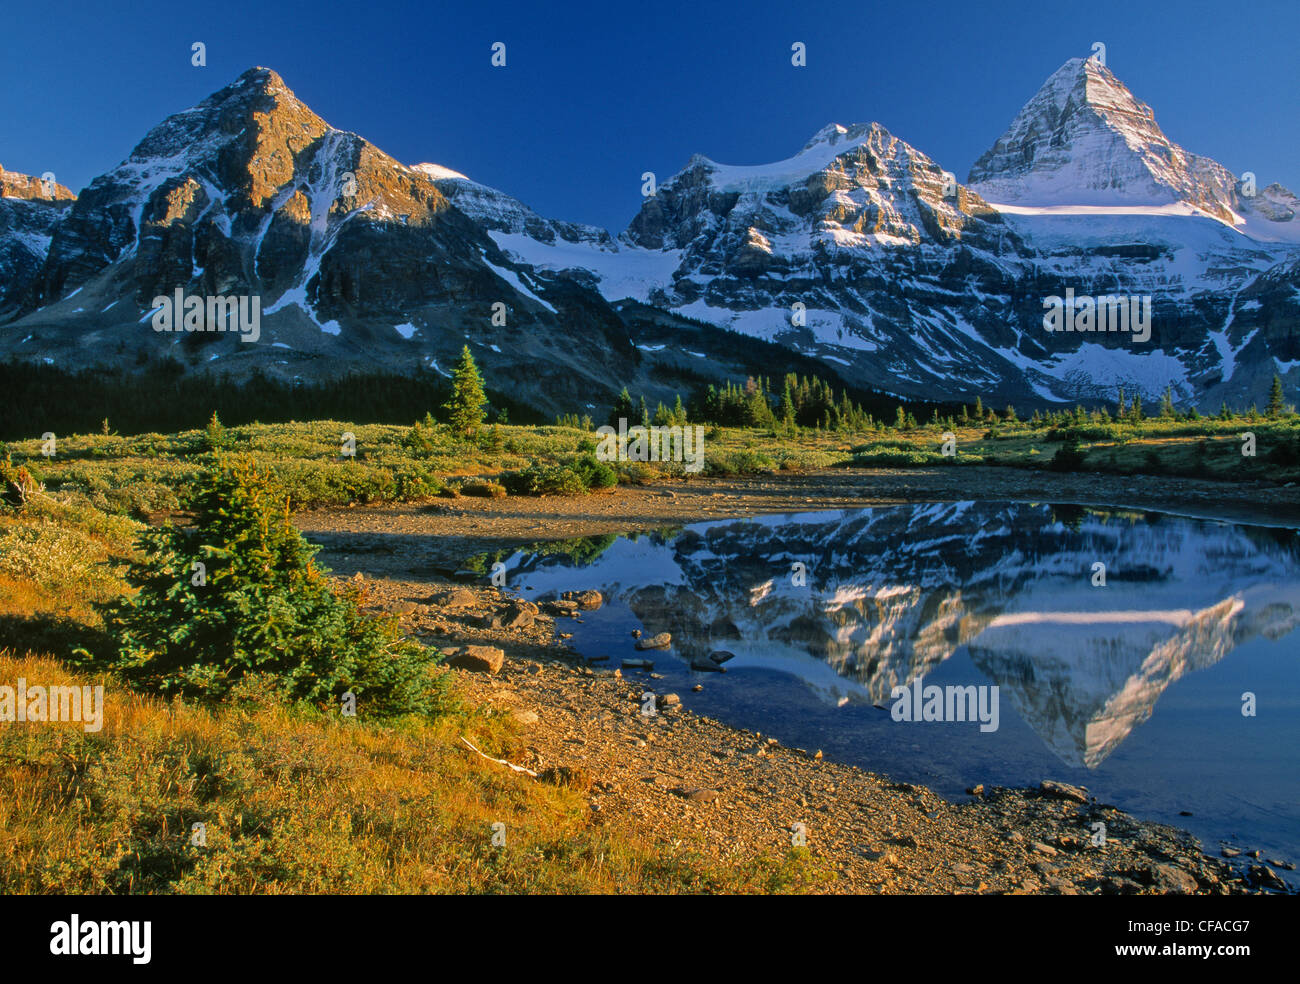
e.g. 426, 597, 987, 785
443, 645, 505, 675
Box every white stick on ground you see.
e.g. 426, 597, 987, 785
459, 736, 539, 777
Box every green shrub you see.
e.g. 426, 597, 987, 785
570, 454, 617, 490
461, 481, 507, 498
97, 456, 448, 716
1046, 423, 1119, 442
1049, 435, 1087, 472
502, 462, 589, 496
704, 449, 775, 476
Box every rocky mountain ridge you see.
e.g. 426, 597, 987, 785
3, 58, 1298, 414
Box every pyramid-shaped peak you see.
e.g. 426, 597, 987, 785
202, 66, 299, 108
967, 55, 1238, 217
1025, 56, 1155, 124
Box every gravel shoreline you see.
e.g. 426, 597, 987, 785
298, 468, 1299, 894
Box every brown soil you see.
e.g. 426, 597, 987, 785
298, 467, 1298, 895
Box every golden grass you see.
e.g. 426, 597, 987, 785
0, 652, 828, 894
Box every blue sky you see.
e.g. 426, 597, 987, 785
3, 0, 1296, 232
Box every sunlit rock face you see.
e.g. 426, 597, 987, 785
506, 503, 1300, 767
0, 69, 641, 414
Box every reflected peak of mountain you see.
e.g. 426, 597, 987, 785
503, 502, 1300, 768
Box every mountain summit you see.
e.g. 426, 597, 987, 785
968, 57, 1251, 223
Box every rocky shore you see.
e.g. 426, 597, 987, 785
300, 468, 1300, 895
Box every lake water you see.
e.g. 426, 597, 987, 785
491, 501, 1300, 884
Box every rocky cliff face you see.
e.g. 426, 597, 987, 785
0, 164, 75, 202
0, 166, 75, 320
0, 69, 647, 413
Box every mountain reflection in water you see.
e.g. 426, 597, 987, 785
498, 502, 1300, 771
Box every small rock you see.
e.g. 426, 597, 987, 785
439, 587, 478, 610
656, 693, 681, 710
444, 645, 505, 675
1221, 847, 1241, 858
689, 657, 725, 672
510, 708, 539, 726
491, 602, 536, 630
635, 632, 672, 651
562, 589, 604, 610
691, 684, 703, 692
1150, 864, 1199, 894
1248, 864, 1287, 890
621, 658, 654, 670
1046, 877, 1079, 895
1039, 780, 1089, 803
967, 784, 985, 796
1031, 841, 1058, 857
709, 650, 737, 664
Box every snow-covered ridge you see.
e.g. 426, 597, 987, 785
675, 121, 900, 194
410, 162, 469, 182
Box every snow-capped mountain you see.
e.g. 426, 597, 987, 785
0, 69, 668, 412
2, 58, 1298, 414
481, 60, 1300, 410
968, 56, 1299, 241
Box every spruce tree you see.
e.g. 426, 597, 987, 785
780, 381, 796, 430
1267, 373, 1285, 418
610, 387, 636, 426
444, 345, 487, 437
